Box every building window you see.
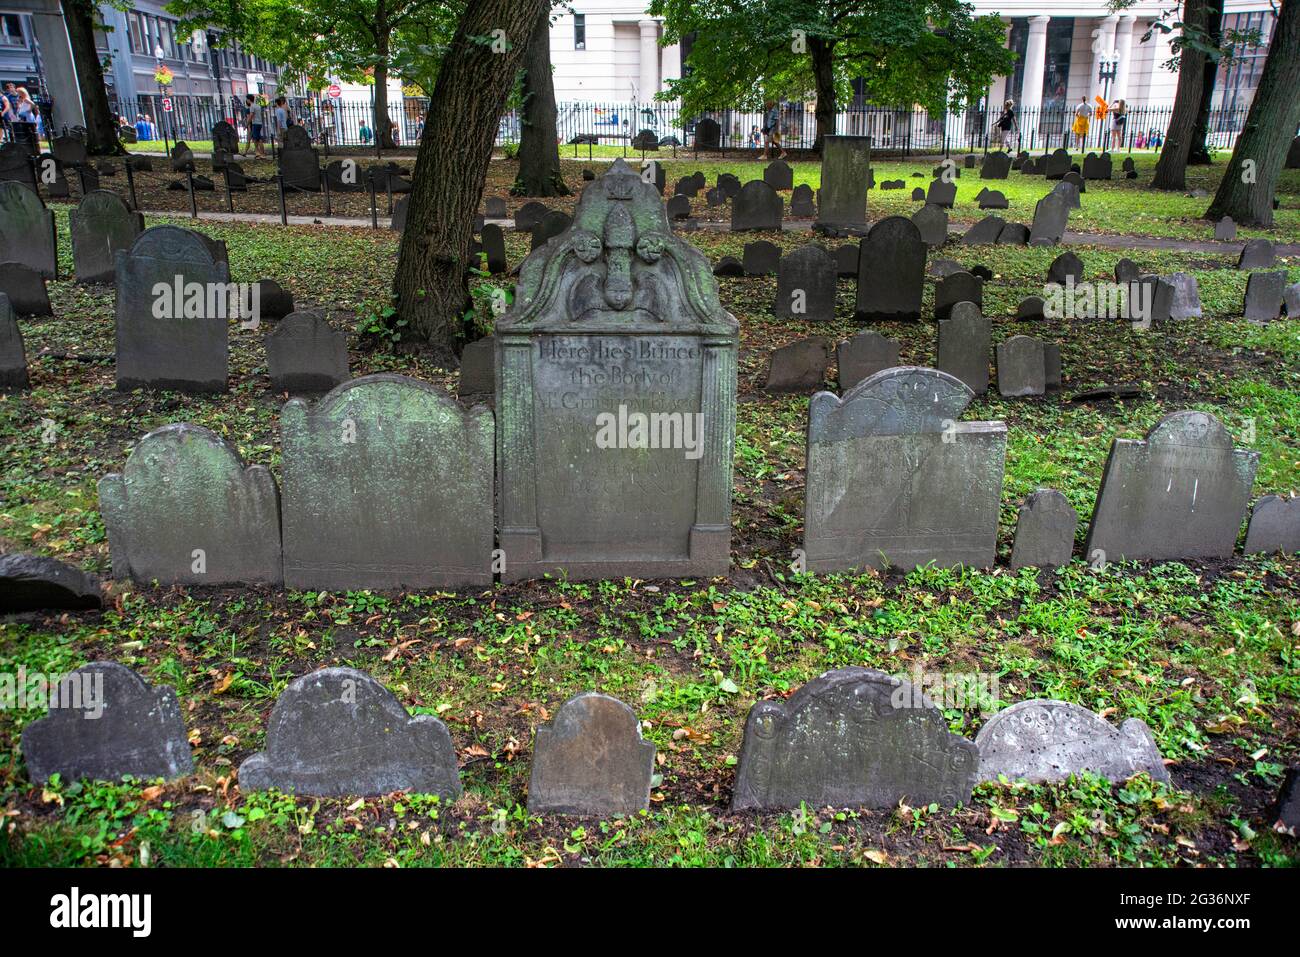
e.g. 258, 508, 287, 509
0, 14, 25, 48
575, 14, 585, 50
127, 13, 144, 54
1215, 11, 1275, 116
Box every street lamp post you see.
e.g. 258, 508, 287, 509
1097, 52, 1119, 150
154, 46, 172, 157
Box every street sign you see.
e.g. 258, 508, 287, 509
328, 84, 342, 99
161, 97, 172, 113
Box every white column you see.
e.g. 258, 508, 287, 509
1089, 14, 1120, 107
638, 20, 660, 102
991, 21, 1013, 107
1021, 16, 1051, 141
1114, 15, 1136, 103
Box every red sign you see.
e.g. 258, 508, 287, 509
161, 97, 173, 112
327, 84, 342, 99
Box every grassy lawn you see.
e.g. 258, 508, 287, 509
0, 155, 1297, 868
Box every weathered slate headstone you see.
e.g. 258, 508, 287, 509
742, 240, 781, 276
764, 336, 831, 392
1237, 238, 1275, 269
1051, 178, 1081, 209
790, 183, 817, 217
21, 662, 193, 785
980, 151, 1011, 179
855, 216, 925, 322
1214, 216, 1236, 241
254, 279, 294, 321
1165, 272, 1202, 319
0, 180, 57, 278
880, 179, 905, 190
673, 176, 700, 198
531, 210, 573, 251
910, 186, 925, 201
836, 330, 900, 391
1122, 156, 1136, 174
1028, 190, 1069, 246
478, 222, 507, 274
929, 258, 965, 278
1016, 295, 1046, 321
977, 189, 1008, 209
665, 194, 691, 221
51, 134, 89, 168
961, 216, 1005, 246
717, 172, 741, 199
763, 160, 793, 191
514, 201, 549, 233
705, 187, 725, 207
911, 204, 948, 247
694, 117, 721, 149
0, 292, 25, 390
713, 255, 743, 276
210, 119, 239, 155
114, 226, 231, 392
281, 375, 493, 589
484, 195, 508, 218
1131, 276, 1174, 325
70, 190, 144, 284
0, 143, 36, 188
1081, 151, 1112, 180
774, 245, 836, 322
632, 129, 659, 151
997, 222, 1029, 245
833, 244, 858, 278
996, 334, 1047, 397
322, 160, 363, 193
925, 178, 957, 209
814, 135, 870, 231
458, 335, 495, 398
1044, 343, 1062, 390
527, 693, 655, 816
266, 312, 349, 394
1114, 258, 1140, 283
1047, 251, 1084, 286
1287, 281, 1300, 317
732, 667, 979, 810
1018, 156, 1039, 175
976, 700, 1168, 784
170, 141, 195, 172
732, 180, 783, 231
1243, 270, 1285, 320
281, 125, 312, 151
1243, 494, 1300, 554
0, 262, 50, 316
934, 271, 983, 321
1084, 411, 1258, 562
99, 423, 282, 585
1010, 489, 1078, 568
937, 302, 991, 394
803, 366, 1005, 571
0, 553, 100, 611
639, 159, 665, 193
239, 667, 462, 799
1043, 148, 1071, 179
496, 160, 738, 581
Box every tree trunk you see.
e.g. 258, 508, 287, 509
512, 4, 570, 196
393, 0, 547, 357
60, 0, 125, 155
1207, 0, 1300, 226
809, 36, 837, 153
1188, 0, 1224, 165
1152, 0, 1209, 190
374, 24, 395, 153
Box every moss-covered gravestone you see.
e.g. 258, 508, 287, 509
70, 190, 145, 284
496, 158, 738, 582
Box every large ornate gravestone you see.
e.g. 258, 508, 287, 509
495, 159, 738, 582
803, 366, 1006, 572
815, 135, 871, 233
1084, 411, 1258, 562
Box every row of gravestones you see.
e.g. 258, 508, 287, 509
22, 660, 1181, 814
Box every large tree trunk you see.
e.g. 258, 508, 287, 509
393, 0, 547, 357
1207, 0, 1300, 226
809, 36, 837, 153
60, 0, 124, 155
1152, 0, 1209, 190
1188, 0, 1224, 165
512, 4, 570, 196
374, 23, 396, 153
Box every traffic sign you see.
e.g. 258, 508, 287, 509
161, 97, 172, 113
328, 84, 342, 99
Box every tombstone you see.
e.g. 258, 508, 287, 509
763, 160, 793, 191
280, 125, 311, 151
639, 159, 665, 194
0, 143, 36, 188
742, 240, 781, 276
51, 134, 88, 169
281, 375, 493, 589
238, 667, 462, 799
0, 552, 99, 613
37, 153, 71, 198
1051, 179, 1081, 209
774, 246, 836, 322
911, 204, 948, 247
279, 147, 321, 191
168, 173, 215, 193
1286, 281, 1300, 318
1043, 148, 1070, 179
114, 226, 231, 392
0, 262, 50, 316
0, 292, 25, 390
764, 336, 831, 392
1213, 216, 1236, 241
933, 160, 959, 180
937, 302, 991, 395
713, 255, 743, 277
855, 217, 926, 322
1243, 270, 1285, 320
458, 335, 495, 399
732, 667, 979, 810
977, 699, 1168, 785
694, 117, 721, 150
1122, 156, 1136, 174
98, 423, 281, 585
265, 311, 349, 394
170, 141, 195, 172
704, 187, 725, 207
977, 189, 1008, 210
836, 331, 900, 391
934, 271, 983, 321
531, 210, 573, 251
1044, 343, 1062, 390
1018, 157, 1039, 175
514, 201, 549, 233
717, 172, 742, 199
1085, 411, 1257, 562
1237, 238, 1275, 269
210, 119, 239, 155
251, 279, 293, 322
1243, 494, 1300, 554
474, 222, 508, 275
1028, 190, 1069, 246
1165, 272, 1202, 320
879, 179, 904, 190
925, 178, 957, 209
731, 180, 783, 231
1276, 768, 1300, 833
996, 335, 1047, 397
910, 186, 925, 201
1047, 251, 1084, 286
996, 222, 1029, 245
980, 151, 1011, 179
928, 259, 965, 278
323, 159, 364, 193
1114, 258, 1140, 283
21, 662, 193, 785
1016, 295, 1046, 321
527, 693, 655, 816
1011, 151, 1029, 170
665, 194, 691, 220
1081, 151, 1112, 181
70, 190, 144, 285
1008, 489, 1078, 569
814, 135, 870, 231
962, 215, 1005, 245
832, 244, 858, 278
223, 161, 253, 192
495, 160, 737, 581
0, 181, 57, 278
790, 183, 817, 217
631, 129, 659, 151
803, 366, 1004, 571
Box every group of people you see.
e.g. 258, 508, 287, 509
995, 95, 1160, 152
2, 82, 42, 146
